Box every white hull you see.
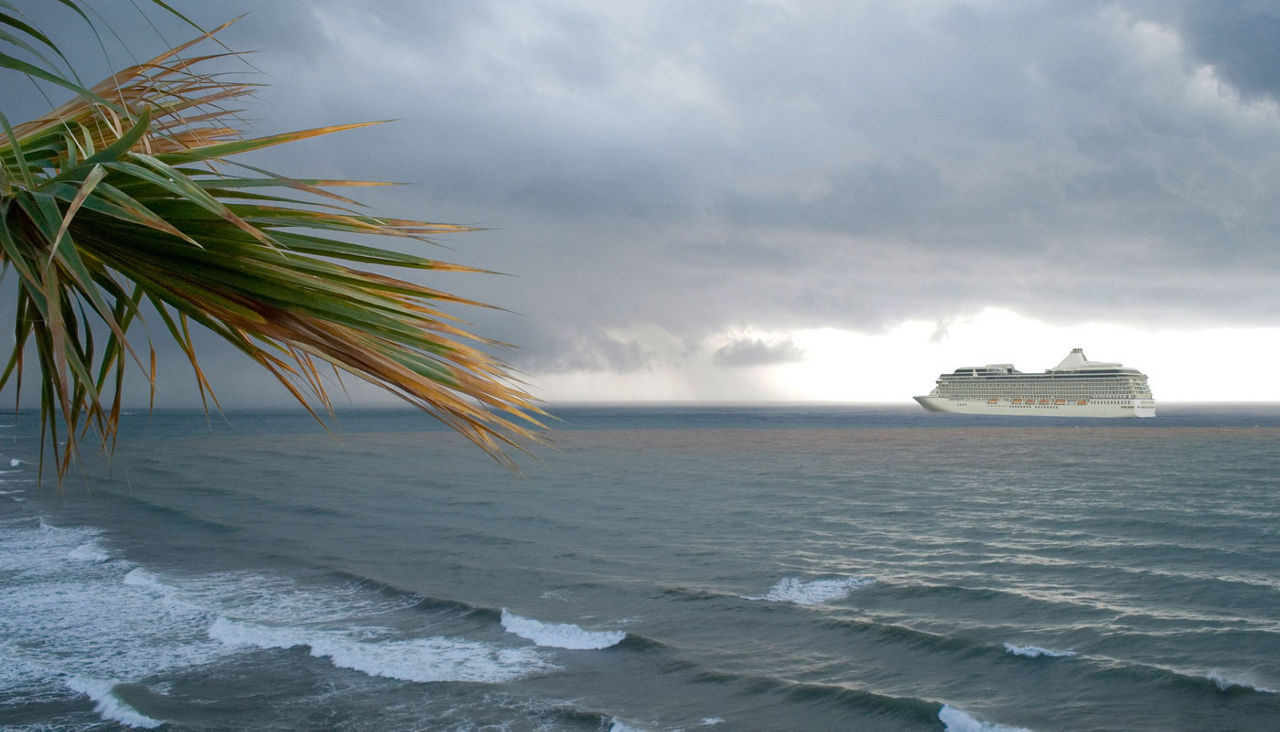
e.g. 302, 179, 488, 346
913, 396, 1156, 418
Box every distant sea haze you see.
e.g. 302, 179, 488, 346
2, 404, 1278, 729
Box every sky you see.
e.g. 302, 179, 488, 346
5, 0, 1280, 405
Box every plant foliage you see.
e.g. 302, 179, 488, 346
0, 3, 542, 477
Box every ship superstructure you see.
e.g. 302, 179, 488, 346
913, 348, 1156, 418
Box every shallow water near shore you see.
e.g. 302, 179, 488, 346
2, 404, 1278, 730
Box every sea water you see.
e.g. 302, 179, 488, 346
0, 405, 1277, 730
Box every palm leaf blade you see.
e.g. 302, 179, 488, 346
1, 7, 544, 479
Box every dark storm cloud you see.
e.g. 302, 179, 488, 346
515, 329, 672, 374
1177, 0, 1280, 102
712, 338, 805, 368
6, 0, 1280, 402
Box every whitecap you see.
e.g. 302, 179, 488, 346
10, 458, 21, 466
209, 616, 552, 683
751, 576, 875, 605
65, 676, 164, 729
939, 704, 1031, 732
1206, 671, 1277, 694
122, 567, 182, 604
68, 542, 111, 562
0, 525, 226, 683
193, 573, 421, 625
122, 567, 165, 589
1003, 643, 1077, 658
500, 609, 626, 650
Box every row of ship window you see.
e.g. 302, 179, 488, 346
940, 387, 1149, 394
941, 389, 1147, 394
939, 383, 1149, 394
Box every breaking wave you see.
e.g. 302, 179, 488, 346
1003, 643, 1077, 658
939, 704, 1031, 732
751, 576, 875, 605
1205, 671, 1277, 694
500, 609, 626, 650
210, 616, 552, 683
65, 676, 164, 729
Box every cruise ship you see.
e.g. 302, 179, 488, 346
914, 348, 1156, 418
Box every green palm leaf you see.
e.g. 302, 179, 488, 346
1, 5, 543, 478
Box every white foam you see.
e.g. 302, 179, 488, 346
10, 458, 21, 466
752, 576, 875, 605
500, 609, 626, 650
1, 516, 556, 710
1003, 644, 1077, 658
65, 676, 164, 729
939, 705, 1031, 732
68, 541, 111, 562
209, 616, 552, 683
0, 522, 226, 684
1206, 671, 1277, 694
157, 570, 422, 627
0, 649, 60, 699
123, 567, 169, 591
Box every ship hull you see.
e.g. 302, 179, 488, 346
913, 396, 1156, 418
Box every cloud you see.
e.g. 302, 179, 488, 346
7, 0, 1280, 404
1175, 0, 1280, 103
712, 337, 806, 368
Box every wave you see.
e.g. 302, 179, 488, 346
1204, 671, 1277, 694
607, 716, 723, 731
209, 616, 553, 683
0, 526, 227, 683
5, 518, 567, 716
1078, 654, 1280, 700
500, 609, 626, 649
692, 667, 941, 726
1003, 643, 1077, 659
749, 576, 876, 605
126, 566, 433, 630
121, 567, 186, 609
65, 676, 164, 729
821, 614, 998, 662
67, 541, 111, 562
938, 704, 1030, 732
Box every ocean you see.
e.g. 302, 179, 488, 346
1, 404, 1278, 731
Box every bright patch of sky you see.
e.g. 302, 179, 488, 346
533, 309, 1280, 403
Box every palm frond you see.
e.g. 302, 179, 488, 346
1, 8, 544, 478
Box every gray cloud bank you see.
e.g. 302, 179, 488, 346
5, 0, 1280, 403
